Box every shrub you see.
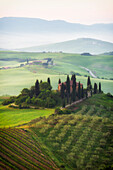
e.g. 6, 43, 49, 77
15, 95, 27, 105
38, 90, 51, 100
21, 88, 30, 96
40, 82, 52, 91
25, 96, 31, 104
21, 102, 30, 109
45, 97, 56, 108
63, 109, 71, 114
2, 96, 16, 105
107, 93, 113, 98
55, 108, 63, 114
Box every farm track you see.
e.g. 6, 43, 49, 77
0, 128, 58, 170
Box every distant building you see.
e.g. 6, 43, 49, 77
58, 80, 83, 93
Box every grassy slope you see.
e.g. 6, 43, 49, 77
69, 93, 113, 120
29, 94, 113, 169
0, 67, 113, 95
0, 94, 113, 169
0, 51, 113, 79
0, 97, 54, 128
0, 52, 113, 95
0, 128, 58, 169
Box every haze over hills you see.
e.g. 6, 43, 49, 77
0, 17, 113, 34
18, 38, 113, 54
0, 17, 113, 49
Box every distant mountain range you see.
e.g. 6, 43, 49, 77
0, 17, 113, 34
18, 38, 113, 54
0, 17, 113, 49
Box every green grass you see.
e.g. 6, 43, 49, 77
0, 66, 113, 95
0, 93, 113, 169
30, 112, 113, 169
69, 93, 113, 120
0, 103, 54, 127
26, 93, 113, 169
0, 51, 113, 78
0, 51, 113, 95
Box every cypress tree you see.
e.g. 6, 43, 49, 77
90, 84, 92, 90
70, 93, 73, 104
47, 77, 51, 85
78, 81, 81, 99
81, 85, 84, 98
86, 89, 88, 98
58, 79, 61, 84
87, 76, 91, 88
94, 83, 97, 94
72, 74, 76, 82
67, 93, 69, 104
40, 80, 42, 83
91, 90, 92, 96
99, 82, 101, 93
35, 79, 40, 97
72, 79, 76, 102
62, 98, 65, 108
66, 75, 70, 95
61, 83, 65, 99
66, 75, 70, 104
71, 75, 73, 80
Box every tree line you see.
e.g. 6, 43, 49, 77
59, 75, 102, 108
2, 75, 102, 109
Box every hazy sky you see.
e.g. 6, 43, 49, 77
0, 0, 113, 24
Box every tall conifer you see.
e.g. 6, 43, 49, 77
86, 89, 88, 98
66, 75, 70, 95
78, 81, 81, 99
81, 85, 84, 98
87, 76, 91, 89
72, 79, 76, 102
94, 83, 97, 94
35, 79, 40, 96
99, 82, 101, 93
66, 75, 70, 104
47, 77, 51, 85
61, 83, 65, 99
58, 79, 61, 84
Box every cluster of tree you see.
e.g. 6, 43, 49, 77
58, 75, 84, 108
2, 96, 16, 105
3, 78, 61, 108
2, 75, 102, 109
59, 75, 102, 108
87, 76, 102, 94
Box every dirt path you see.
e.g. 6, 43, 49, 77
65, 97, 86, 108
80, 66, 97, 78
65, 91, 91, 108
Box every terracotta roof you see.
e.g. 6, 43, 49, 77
59, 80, 83, 86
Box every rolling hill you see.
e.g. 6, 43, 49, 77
1, 94, 113, 169
0, 17, 113, 34
0, 17, 113, 49
19, 38, 113, 54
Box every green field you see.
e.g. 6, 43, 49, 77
0, 67, 113, 95
0, 51, 113, 96
28, 93, 113, 169
0, 98, 54, 128
0, 128, 58, 169
0, 93, 113, 169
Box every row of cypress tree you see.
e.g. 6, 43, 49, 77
59, 75, 102, 108
59, 75, 84, 107
87, 76, 101, 94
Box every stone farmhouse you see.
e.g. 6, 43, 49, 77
58, 80, 83, 93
